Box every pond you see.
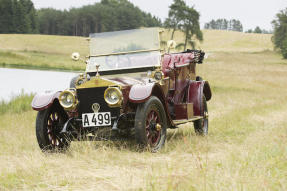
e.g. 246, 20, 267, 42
0, 68, 78, 102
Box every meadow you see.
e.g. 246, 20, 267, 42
0, 34, 88, 71
0, 29, 273, 71
0, 30, 287, 190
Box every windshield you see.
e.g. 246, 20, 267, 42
87, 28, 161, 72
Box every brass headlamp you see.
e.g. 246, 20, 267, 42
59, 89, 78, 111
104, 87, 123, 107
147, 69, 164, 81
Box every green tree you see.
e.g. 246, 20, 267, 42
204, 18, 243, 32
164, 0, 186, 40
246, 29, 253, 33
37, 8, 64, 35
165, 0, 203, 50
181, 6, 203, 50
254, 26, 262, 33
272, 8, 287, 59
0, 0, 14, 33
0, 0, 37, 34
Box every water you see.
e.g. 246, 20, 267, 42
0, 68, 78, 102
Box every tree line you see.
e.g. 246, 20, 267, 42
204, 19, 273, 35
246, 26, 272, 34
204, 19, 243, 32
0, 0, 161, 36
0, 0, 38, 33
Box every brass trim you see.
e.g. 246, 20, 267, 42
204, 112, 209, 119
104, 87, 123, 108
149, 68, 164, 81
90, 49, 161, 57
156, 123, 162, 131
76, 77, 120, 89
154, 71, 164, 81
92, 103, 100, 113
75, 77, 85, 86
59, 89, 78, 111
173, 117, 203, 125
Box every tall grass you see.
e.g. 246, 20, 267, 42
0, 31, 286, 190
0, 51, 286, 190
0, 93, 34, 115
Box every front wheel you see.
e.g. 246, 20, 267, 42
135, 96, 167, 152
36, 105, 70, 152
194, 95, 208, 136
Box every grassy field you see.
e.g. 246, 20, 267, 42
162, 29, 273, 52
0, 29, 273, 71
0, 30, 287, 190
0, 34, 88, 71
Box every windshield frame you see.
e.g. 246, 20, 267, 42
90, 48, 160, 58
87, 28, 162, 73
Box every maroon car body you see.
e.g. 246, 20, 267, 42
32, 28, 211, 152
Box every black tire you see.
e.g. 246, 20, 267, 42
135, 96, 167, 152
70, 76, 78, 88
194, 95, 208, 136
36, 104, 70, 152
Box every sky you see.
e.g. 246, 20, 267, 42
32, 0, 287, 31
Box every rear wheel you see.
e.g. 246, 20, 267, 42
36, 105, 70, 152
194, 95, 208, 136
135, 96, 167, 152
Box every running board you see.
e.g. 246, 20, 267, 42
173, 116, 203, 125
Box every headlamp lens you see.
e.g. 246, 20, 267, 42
59, 90, 77, 110
104, 87, 122, 106
154, 71, 163, 80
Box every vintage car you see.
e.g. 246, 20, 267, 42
31, 28, 212, 152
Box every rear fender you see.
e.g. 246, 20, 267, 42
203, 81, 212, 101
31, 91, 61, 111
188, 81, 212, 116
129, 83, 174, 127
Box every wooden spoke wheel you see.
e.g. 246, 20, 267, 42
135, 96, 167, 152
36, 105, 70, 152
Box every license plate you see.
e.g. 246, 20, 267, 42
82, 112, 111, 127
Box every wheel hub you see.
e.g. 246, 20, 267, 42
155, 123, 161, 131
149, 122, 161, 132
204, 111, 209, 119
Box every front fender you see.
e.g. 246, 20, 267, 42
31, 91, 61, 111
129, 83, 175, 127
128, 83, 155, 103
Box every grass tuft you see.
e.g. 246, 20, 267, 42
0, 93, 34, 115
